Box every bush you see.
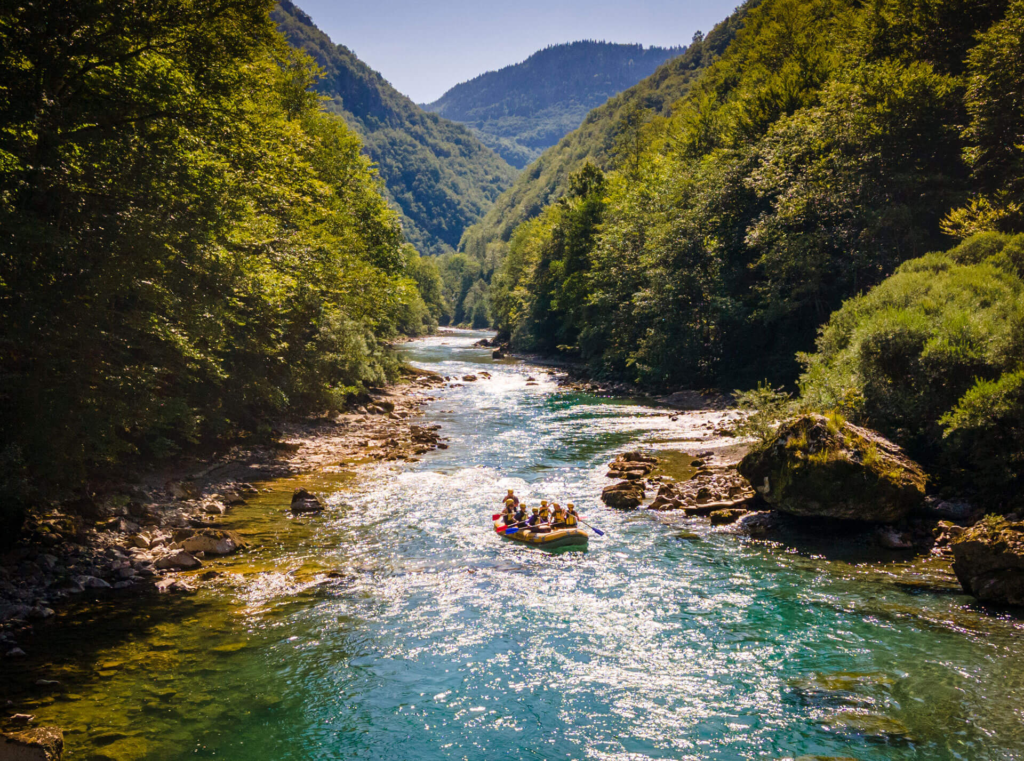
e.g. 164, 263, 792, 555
799, 233, 1024, 503
730, 381, 794, 449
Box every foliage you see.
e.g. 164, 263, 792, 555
273, 0, 517, 256
0, 0, 434, 507
799, 234, 1024, 503
730, 382, 794, 449
425, 41, 686, 169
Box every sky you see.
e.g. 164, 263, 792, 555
292, 0, 742, 104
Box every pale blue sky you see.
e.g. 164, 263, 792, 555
292, 0, 741, 104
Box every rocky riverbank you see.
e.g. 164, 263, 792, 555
0, 368, 449, 667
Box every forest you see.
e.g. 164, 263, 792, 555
0, 0, 444, 531
485, 0, 1024, 506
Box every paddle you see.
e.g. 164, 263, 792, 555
577, 517, 605, 537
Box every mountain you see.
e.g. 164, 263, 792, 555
424, 41, 687, 168
273, 1, 518, 256
459, 8, 751, 262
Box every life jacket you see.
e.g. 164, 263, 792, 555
538, 506, 550, 521
565, 512, 578, 527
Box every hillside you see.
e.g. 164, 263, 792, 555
273, 1, 518, 256
459, 7, 751, 262
424, 41, 686, 168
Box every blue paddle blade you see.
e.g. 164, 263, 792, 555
591, 527, 605, 536
504, 527, 519, 534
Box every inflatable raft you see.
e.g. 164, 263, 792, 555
493, 520, 589, 549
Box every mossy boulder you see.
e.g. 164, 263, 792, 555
737, 415, 926, 522
951, 516, 1024, 605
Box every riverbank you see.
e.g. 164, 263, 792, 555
0, 367, 449, 664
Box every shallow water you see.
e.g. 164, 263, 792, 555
7, 330, 1024, 760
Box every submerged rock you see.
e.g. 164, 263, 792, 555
710, 508, 747, 526
290, 489, 324, 514
737, 415, 926, 523
951, 516, 1024, 605
0, 726, 63, 760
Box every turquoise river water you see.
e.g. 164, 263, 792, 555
6, 330, 1024, 760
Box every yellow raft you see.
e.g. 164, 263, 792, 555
493, 520, 589, 549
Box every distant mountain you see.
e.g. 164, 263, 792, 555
459, 10, 753, 261
424, 41, 687, 168
273, 1, 518, 256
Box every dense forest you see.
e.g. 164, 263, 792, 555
0, 0, 445, 530
273, 0, 517, 256
424, 41, 686, 169
487, 0, 1024, 505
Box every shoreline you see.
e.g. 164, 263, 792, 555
0, 367, 449, 664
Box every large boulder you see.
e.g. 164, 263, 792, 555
290, 489, 324, 514
737, 415, 926, 522
1, 726, 63, 760
155, 551, 202, 571
951, 517, 1024, 605
601, 481, 645, 509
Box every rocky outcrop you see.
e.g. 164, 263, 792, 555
290, 489, 324, 514
601, 481, 645, 509
738, 415, 926, 522
606, 451, 657, 480
1, 726, 63, 760
710, 508, 747, 526
951, 517, 1024, 605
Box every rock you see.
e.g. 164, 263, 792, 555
0, 726, 63, 761
919, 496, 976, 521
154, 578, 195, 594
75, 576, 111, 590
951, 517, 1024, 605
6, 648, 26, 657
710, 508, 747, 526
737, 415, 926, 523
733, 511, 779, 536
876, 527, 913, 550
201, 501, 225, 515
27, 607, 53, 620
126, 534, 151, 550
180, 530, 244, 556
165, 480, 199, 501
154, 551, 202, 571
7, 716, 33, 725
290, 489, 324, 514
491, 348, 505, 359
462, 374, 478, 382
601, 481, 645, 509
0, 605, 32, 622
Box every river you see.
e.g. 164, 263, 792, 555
7, 330, 1024, 760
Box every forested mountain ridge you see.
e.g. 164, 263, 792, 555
490, 0, 1024, 504
424, 41, 686, 168
457, 5, 752, 266
273, 0, 518, 256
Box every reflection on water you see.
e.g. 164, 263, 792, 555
6, 329, 1024, 760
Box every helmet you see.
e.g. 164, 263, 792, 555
567, 503, 574, 510
504, 499, 514, 506
541, 500, 548, 507
507, 489, 514, 495
532, 507, 539, 514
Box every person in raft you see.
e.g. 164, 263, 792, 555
551, 503, 567, 529
504, 489, 519, 508
501, 499, 516, 525
513, 502, 528, 525
565, 503, 579, 528
526, 507, 541, 528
